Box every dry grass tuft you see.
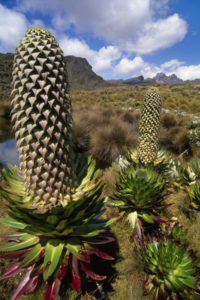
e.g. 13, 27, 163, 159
89, 120, 138, 168
161, 112, 178, 128
170, 127, 189, 153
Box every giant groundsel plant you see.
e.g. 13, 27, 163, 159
0, 27, 116, 299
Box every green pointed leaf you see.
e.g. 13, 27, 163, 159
4, 233, 27, 239
66, 244, 82, 259
0, 235, 39, 252
128, 211, 138, 229
43, 240, 64, 280
46, 215, 59, 225
80, 229, 103, 237
20, 243, 44, 267
178, 276, 196, 289
0, 218, 27, 229
141, 213, 155, 224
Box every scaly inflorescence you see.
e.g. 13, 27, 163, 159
11, 27, 74, 210
137, 87, 162, 165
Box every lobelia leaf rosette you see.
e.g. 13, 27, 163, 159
110, 166, 167, 245
143, 222, 200, 299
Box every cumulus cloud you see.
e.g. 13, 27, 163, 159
113, 57, 200, 81
16, 0, 187, 54
115, 57, 146, 75
116, 58, 200, 81
56, 35, 200, 80
59, 36, 121, 74
161, 59, 184, 70
167, 64, 200, 81
150, 0, 169, 16
114, 56, 161, 78
126, 14, 187, 54
0, 4, 29, 52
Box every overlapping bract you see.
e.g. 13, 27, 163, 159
11, 27, 74, 210
137, 88, 162, 165
125, 147, 174, 180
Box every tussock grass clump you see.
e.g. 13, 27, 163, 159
121, 110, 140, 124
108, 218, 146, 300
170, 126, 189, 153
72, 112, 91, 152
161, 112, 178, 128
159, 124, 189, 155
72, 105, 194, 167
89, 121, 137, 168
73, 108, 139, 168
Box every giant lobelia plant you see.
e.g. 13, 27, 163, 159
111, 88, 168, 242
0, 27, 116, 299
137, 87, 162, 166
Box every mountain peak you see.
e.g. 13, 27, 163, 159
153, 72, 183, 84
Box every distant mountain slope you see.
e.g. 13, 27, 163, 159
0, 53, 13, 97
65, 55, 108, 89
153, 72, 183, 84
123, 75, 156, 85
107, 73, 189, 86
1, 53, 200, 102
0, 53, 109, 101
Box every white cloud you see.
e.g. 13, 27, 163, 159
59, 37, 93, 59
150, 0, 169, 16
114, 56, 161, 78
59, 36, 121, 74
115, 57, 146, 75
168, 65, 200, 81
158, 59, 200, 80
161, 59, 184, 70
31, 19, 46, 29
0, 4, 29, 52
16, 0, 187, 54
58, 35, 200, 80
125, 14, 187, 54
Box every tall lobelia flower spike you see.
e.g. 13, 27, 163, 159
0, 27, 116, 300
137, 87, 162, 165
11, 27, 75, 211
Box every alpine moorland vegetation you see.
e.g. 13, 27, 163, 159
0, 27, 200, 300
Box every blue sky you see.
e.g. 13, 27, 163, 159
0, 0, 200, 80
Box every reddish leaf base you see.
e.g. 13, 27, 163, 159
0, 234, 115, 300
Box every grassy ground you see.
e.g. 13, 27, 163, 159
70, 84, 200, 114
1, 83, 200, 116
1, 164, 200, 299
0, 83, 199, 299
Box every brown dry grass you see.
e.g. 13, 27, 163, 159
71, 83, 200, 114
72, 106, 194, 169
